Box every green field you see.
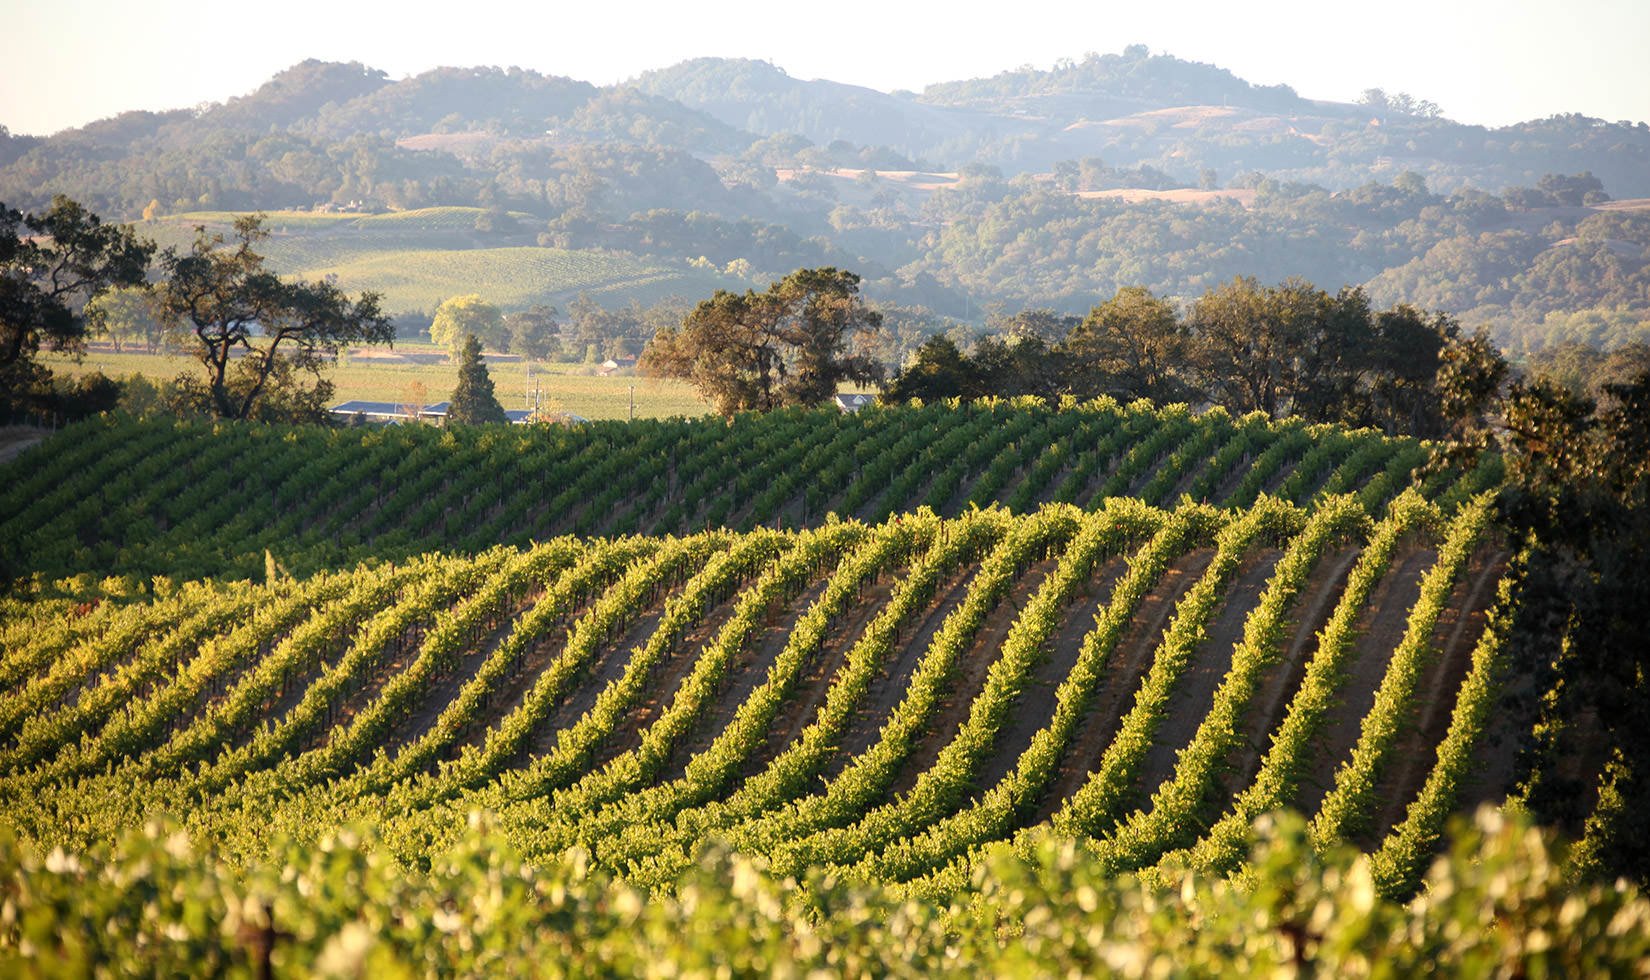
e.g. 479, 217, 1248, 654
135, 208, 746, 313
43, 346, 709, 420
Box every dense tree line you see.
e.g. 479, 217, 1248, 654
406, 291, 697, 365
883, 278, 1495, 438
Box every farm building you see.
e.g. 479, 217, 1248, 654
330, 401, 555, 426
329, 400, 451, 424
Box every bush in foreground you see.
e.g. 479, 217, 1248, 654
2, 807, 1644, 976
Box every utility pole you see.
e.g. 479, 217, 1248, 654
525, 361, 542, 420
629, 384, 635, 422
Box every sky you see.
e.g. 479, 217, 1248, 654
4, 0, 1648, 136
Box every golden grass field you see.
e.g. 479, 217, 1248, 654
43, 344, 711, 420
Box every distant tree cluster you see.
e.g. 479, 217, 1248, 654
1358, 88, 1444, 120
1522, 341, 1650, 399
503, 304, 561, 360
884, 277, 1495, 438
412, 290, 699, 366
86, 285, 171, 353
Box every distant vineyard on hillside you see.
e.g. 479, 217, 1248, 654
134, 209, 740, 312
0, 496, 1511, 907
0, 401, 1500, 586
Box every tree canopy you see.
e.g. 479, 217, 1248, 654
641, 267, 883, 415
430, 294, 506, 354
155, 214, 391, 421
881, 335, 977, 402
1435, 345, 1650, 884
1, 196, 153, 408
503, 304, 560, 360
1063, 286, 1189, 404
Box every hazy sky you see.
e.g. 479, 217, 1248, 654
5, 0, 1648, 136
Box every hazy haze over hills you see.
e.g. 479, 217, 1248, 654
5, 0, 1649, 136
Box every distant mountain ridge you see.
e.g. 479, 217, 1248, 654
7, 49, 1647, 199
630, 57, 996, 164
916, 46, 1315, 115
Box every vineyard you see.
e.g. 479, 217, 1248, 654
4, 493, 1510, 885
2, 404, 1642, 974
134, 208, 738, 311
0, 400, 1498, 587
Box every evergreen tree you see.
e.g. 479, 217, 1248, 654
447, 333, 508, 424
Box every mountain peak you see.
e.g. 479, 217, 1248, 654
205, 59, 391, 128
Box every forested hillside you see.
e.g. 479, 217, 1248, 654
3, 49, 1646, 339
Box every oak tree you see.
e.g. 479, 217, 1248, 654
504, 304, 560, 359
1, 196, 153, 407
641, 267, 882, 416
1063, 286, 1190, 404
155, 215, 391, 421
